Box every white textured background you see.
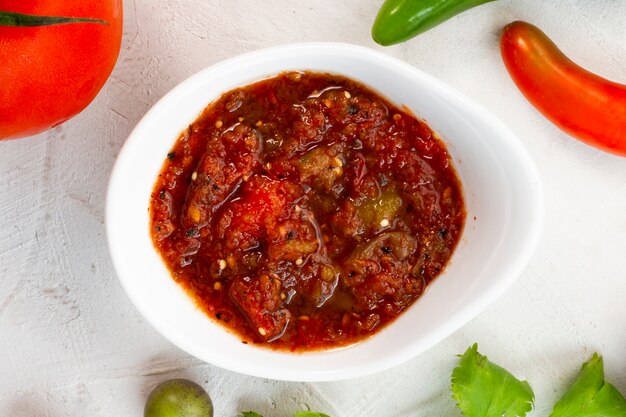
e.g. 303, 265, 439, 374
1, 1, 625, 416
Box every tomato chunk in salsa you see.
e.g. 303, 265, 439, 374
150, 71, 465, 350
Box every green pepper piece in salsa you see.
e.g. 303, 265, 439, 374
357, 189, 403, 232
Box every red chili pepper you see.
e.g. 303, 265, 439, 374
500, 21, 626, 157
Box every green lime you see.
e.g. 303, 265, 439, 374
144, 379, 213, 417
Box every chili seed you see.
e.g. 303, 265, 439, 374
215, 120, 223, 128
188, 207, 201, 223
380, 218, 390, 228
214, 282, 222, 290
218, 259, 227, 270
295, 258, 303, 266
344, 91, 351, 99
191, 172, 198, 181
258, 327, 267, 336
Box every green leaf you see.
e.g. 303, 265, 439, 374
294, 412, 330, 417
0, 11, 108, 27
451, 344, 534, 417
549, 353, 626, 417
238, 411, 329, 417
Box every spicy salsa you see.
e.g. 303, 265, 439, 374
150, 71, 465, 351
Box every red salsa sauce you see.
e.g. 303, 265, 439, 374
150, 71, 465, 351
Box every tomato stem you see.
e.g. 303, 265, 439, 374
0, 11, 109, 27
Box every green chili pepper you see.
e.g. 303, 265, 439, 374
372, 0, 497, 46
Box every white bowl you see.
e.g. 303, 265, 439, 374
106, 43, 543, 381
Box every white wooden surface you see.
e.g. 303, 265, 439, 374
1, 1, 625, 416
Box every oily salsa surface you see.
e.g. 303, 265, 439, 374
150, 71, 465, 351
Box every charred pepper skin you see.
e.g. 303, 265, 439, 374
501, 21, 626, 157
372, 0, 497, 46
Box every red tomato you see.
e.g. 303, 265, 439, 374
0, 1, 123, 140
501, 21, 626, 157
